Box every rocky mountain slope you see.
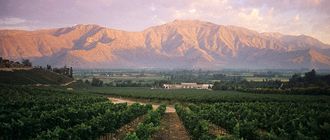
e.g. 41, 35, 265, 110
1, 19, 330, 69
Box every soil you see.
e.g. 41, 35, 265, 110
208, 122, 228, 137
108, 97, 175, 112
152, 113, 190, 140
99, 114, 146, 140
108, 97, 190, 140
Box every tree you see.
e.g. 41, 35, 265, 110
305, 69, 316, 82
85, 80, 90, 85
289, 74, 302, 83
154, 80, 169, 88
124, 132, 139, 140
46, 65, 52, 70
69, 67, 73, 78
91, 78, 103, 87
21, 59, 32, 67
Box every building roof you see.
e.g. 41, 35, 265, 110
181, 83, 197, 85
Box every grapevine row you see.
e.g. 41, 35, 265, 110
124, 104, 166, 140
188, 102, 330, 139
0, 86, 151, 140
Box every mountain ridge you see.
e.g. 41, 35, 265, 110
1, 19, 330, 69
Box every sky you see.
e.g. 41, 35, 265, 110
0, 0, 329, 44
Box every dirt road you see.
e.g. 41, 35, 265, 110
152, 113, 190, 140
108, 97, 175, 112
61, 80, 76, 86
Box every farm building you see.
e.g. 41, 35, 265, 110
163, 83, 213, 89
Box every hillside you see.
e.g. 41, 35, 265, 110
1, 19, 330, 69
0, 69, 73, 85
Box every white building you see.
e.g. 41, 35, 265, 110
163, 83, 213, 89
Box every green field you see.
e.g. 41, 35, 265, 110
78, 87, 330, 139
80, 87, 330, 103
177, 102, 330, 139
1, 84, 330, 139
0, 85, 151, 139
244, 77, 289, 82
75, 74, 167, 84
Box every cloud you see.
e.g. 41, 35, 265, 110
232, 0, 324, 11
189, 9, 196, 14
294, 14, 300, 21
0, 25, 31, 30
150, 6, 156, 11
238, 8, 263, 21
0, 17, 26, 25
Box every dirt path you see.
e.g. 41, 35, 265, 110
108, 97, 190, 140
152, 113, 190, 140
61, 80, 76, 86
208, 122, 228, 137
99, 115, 146, 140
108, 97, 175, 112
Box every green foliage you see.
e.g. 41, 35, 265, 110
175, 104, 213, 140
239, 87, 330, 95
0, 69, 73, 85
212, 81, 230, 90
289, 69, 330, 88
216, 135, 237, 140
188, 102, 330, 140
87, 87, 330, 103
212, 69, 330, 95
0, 85, 149, 140
126, 104, 166, 140
91, 77, 103, 87
212, 79, 283, 91
124, 132, 140, 140
144, 111, 161, 126
304, 69, 316, 82
21, 59, 32, 67
135, 123, 158, 140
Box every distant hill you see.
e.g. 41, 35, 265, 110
1, 19, 330, 69
0, 68, 73, 85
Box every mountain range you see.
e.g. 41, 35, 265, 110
1, 19, 330, 69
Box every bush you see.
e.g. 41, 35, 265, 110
124, 132, 139, 140
135, 123, 158, 139
91, 78, 103, 87
125, 104, 166, 140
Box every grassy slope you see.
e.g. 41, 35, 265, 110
0, 69, 73, 85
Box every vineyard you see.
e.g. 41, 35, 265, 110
1, 85, 330, 140
124, 104, 166, 140
177, 102, 330, 139
87, 87, 330, 103
0, 85, 151, 140
89, 87, 330, 139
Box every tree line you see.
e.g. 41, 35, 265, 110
212, 69, 330, 95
